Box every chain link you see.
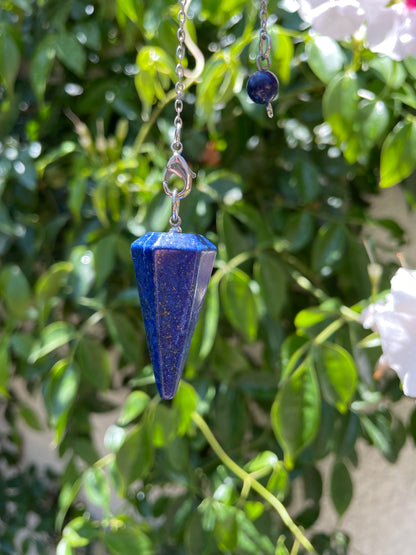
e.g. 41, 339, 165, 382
256, 0, 271, 71
164, 0, 196, 231
171, 0, 187, 154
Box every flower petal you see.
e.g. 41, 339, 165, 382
391, 268, 416, 314
375, 311, 416, 382
402, 371, 416, 397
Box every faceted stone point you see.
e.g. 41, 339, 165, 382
131, 232, 216, 400
247, 70, 279, 105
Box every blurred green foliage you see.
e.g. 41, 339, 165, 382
1, 0, 416, 553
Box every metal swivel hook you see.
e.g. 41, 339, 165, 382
163, 152, 196, 232
163, 152, 196, 201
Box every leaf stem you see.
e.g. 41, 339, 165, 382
312, 318, 344, 346
210, 251, 256, 286
191, 412, 317, 554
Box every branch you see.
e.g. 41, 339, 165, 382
191, 412, 317, 554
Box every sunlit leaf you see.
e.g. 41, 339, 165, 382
306, 36, 344, 85
315, 343, 358, 413
380, 120, 416, 188
118, 390, 150, 426
29, 322, 76, 363
173, 381, 198, 435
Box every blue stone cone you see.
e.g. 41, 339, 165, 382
131, 232, 216, 400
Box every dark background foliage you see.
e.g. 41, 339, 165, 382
1, 0, 416, 553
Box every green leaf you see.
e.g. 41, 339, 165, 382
35, 262, 73, 305
306, 36, 344, 85
197, 54, 239, 119
73, 21, 101, 51
115, 422, 154, 491
29, 322, 76, 363
254, 253, 287, 321
275, 536, 290, 555
185, 512, 217, 555
56, 539, 74, 555
56, 476, 81, 530
330, 461, 353, 517
323, 71, 359, 144
56, 32, 86, 77
19, 402, 43, 430
30, 35, 56, 103
235, 509, 275, 554
76, 335, 112, 391
106, 311, 142, 365
244, 451, 278, 473
295, 308, 327, 329
173, 381, 198, 435
190, 284, 219, 363
315, 343, 358, 413
92, 234, 117, 288
361, 411, 406, 463
213, 483, 238, 506
270, 26, 294, 84
104, 525, 153, 555
63, 517, 99, 547
0, 23, 21, 92
43, 360, 80, 442
220, 269, 258, 342
266, 464, 289, 499
244, 501, 263, 521
290, 159, 321, 203
283, 211, 314, 252
83, 467, 111, 510
118, 390, 150, 426
344, 99, 390, 164
271, 359, 321, 468
380, 120, 416, 188
0, 264, 31, 319
369, 57, 406, 89
135, 46, 175, 106
0, 337, 10, 398
358, 100, 390, 148
116, 0, 143, 24
151, 404, 180, 447
68, 177, 87, 224
311, 223, 347, 275
104, 425, 126, 452
69, 246, 95, 298
405, 56, 416, 79
213, 505, 238, 552
220, 211, 252, 262
280, 334, 309, 381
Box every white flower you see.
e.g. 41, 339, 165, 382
296, 0, 416, 60
361, 268, 416, 397
366, 3, 416, 61
297, 0, 366, 40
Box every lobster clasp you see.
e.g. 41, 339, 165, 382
163, 153, 196, 201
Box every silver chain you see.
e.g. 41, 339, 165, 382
256, 0, 271, 71
163, 0, 195, 232
172, 0, 186, 154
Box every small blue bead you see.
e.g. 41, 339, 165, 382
247, 70, 279, 105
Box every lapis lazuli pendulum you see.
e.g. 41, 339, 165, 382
130, 1, 216, 400
247, 0, 279, 118
131, 224, 216, 400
